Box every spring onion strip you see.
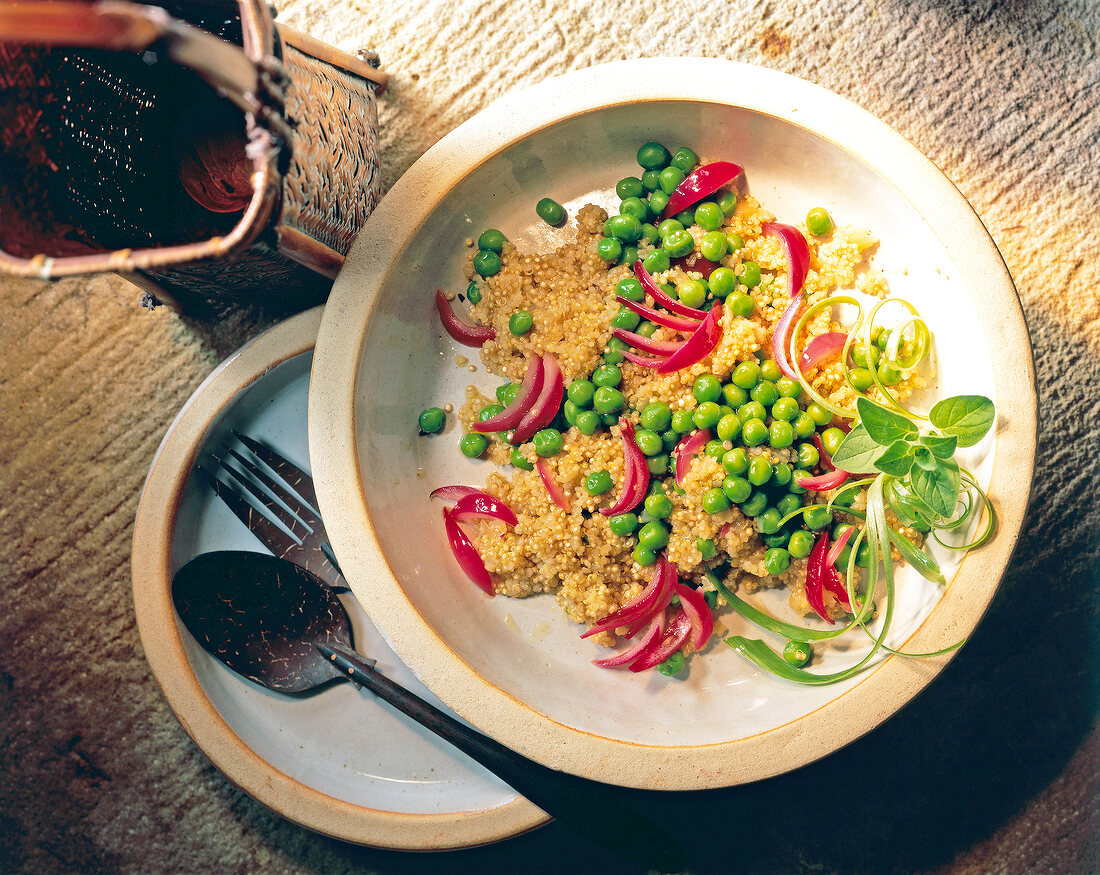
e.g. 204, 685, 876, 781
708, 572, 859, 643
861, 299, 930, 417
791, 295, 864, 419
932, 468, 996, 550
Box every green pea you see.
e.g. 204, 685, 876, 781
603, 345, 625, 366
789, 470, 809, 495
849, 367, 875, 392
635, 428, 664, 457
787, 530, 815, 559
567, 379, 595, 408
715, 413, 741, 442
757, 507, 783, 534
609, 280, 641, 308
460, 432, 488, 458
619, 197, 649, 223
478, 228, 506, 252
773, 463, 794, 487
466, 281, 482, 304
876, 328, 891, 350
661, 229, 694, 258
593, 386, 625, 414
806, 207, 833, 236
716, 475, 747, 504
696, 538, 717, 561
661, 429, 680, 451
635, 320, 657, 337
769, 420, 795, 449
610, 307, 641, 332
601, 412, 620, 426
597, 237, 622, 262
878, 363, 903, 386
591, 363, 622, 388
722, 447, 749, 475
694, 401, 723, 429
797, 442, 820, 468
741, 490, 768, 517
509, 309, 533, 335
496, 382, 517, 406
637, 141, 671, 170
644, 493, 673, 519
605, 214, 643, 243
737, 401, 767, 424
616, 176, 644, 200
633, 544, 658, 567
641, 169, 661, 192
741, 418, 768, 447
532, 428, 564, 457
704, 439, 726, 461
805, 403, 832, 427
747, 456, 773, 486
764, 531, 790, 548
418, 406, 445, 434
585, 470, 613, 495
777, 493, 802, 517
731, 361, 761, 389
722, 383, 749, 407
771, 397, 800, 422
657, 650, 686, 676
792, 412, 816, 439
776, 377, 802, 399
479, 403, 504, 422
699, 231, 728, 262
658, 166, 686, 194
670, 146, 698, 172
694, 202, 724, 231
708, 267, 736, 298
702, 488, 730, 514
536, 197, 566, 225
640, 223, 659, 245
749, 380, 778, 406
691, 374, 722, 404
510, 446, 533, 470
737, 260, 762, 288
850, 343, 880, 369
754, 359, 778, 382
646, 453, 670, 476
726, 233, 745, 252
620, 246, 640, 268
820, 426, 846, 457
678, 280, 707, 309
638, 520, 670, 551
712, 189, 735, 216
642, 248, 670, 274
473, 249, 502, 277
671, 409, 695, 433
647, 190, 670, 218
657, 218, 684, 239
804, 505, 833, 531
856, 543, 872, 568
726, 293, 754, 318
574, 410, 600, 435
764, 547, 791, 575
782, 639, 813, 667
608, 512, 639, 535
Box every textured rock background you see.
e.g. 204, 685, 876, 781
1, 0, 1097, 872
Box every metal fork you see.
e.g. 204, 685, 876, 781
196, 431, 348, 592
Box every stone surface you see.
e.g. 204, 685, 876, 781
1, 0, 1097, 872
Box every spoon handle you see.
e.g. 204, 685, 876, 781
318, 644, 685, 871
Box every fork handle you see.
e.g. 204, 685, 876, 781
318, 644, 685, 871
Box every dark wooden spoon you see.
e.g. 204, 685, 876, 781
172, 551, 686, 871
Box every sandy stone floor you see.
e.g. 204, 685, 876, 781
1, 1, 1097, 872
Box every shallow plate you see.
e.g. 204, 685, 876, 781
309, 59, 1036, 789
131, 307, 547, 848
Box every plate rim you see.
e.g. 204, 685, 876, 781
309, 58, 1037, 789
131, 306, 549, 849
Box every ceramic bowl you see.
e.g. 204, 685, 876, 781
131, 307, 547, 848
309, 59, 1035, 789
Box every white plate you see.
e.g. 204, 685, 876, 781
131, 307, 547, 848
308, 60, 1036, 789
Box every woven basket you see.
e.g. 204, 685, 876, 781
0, 0, 387, 314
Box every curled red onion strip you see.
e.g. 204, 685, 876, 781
474, 354, 544, 432
511, 353, 563, 445
442, 507, 494, 596
434, 288, 496, 347
799, 331, 847, 371
535, 457, 570, 512
673, 582, 714, 651
620, 349, 668, 369
805, 532, 835, 623
632, 261, 707, 319
798, 469, 850, 491
582, 556, 672, 639
656, 303, 723, 373
628, 610, 693, 672
600, 418, 649, 516
429, 485, 480, 502
673, 428, 711, 488
662, 161, 744, 219
615, 295, 704, 333
451, 492, 518, 526
592, 611, 665, 668
672, 252, 721, 279
613, 327, 685, 356
621, 557, 677, 638
825, 524, 855, 568
762, 222, 810, 299
771, 293, 805, 380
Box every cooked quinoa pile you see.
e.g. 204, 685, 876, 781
441, 149, 925, 649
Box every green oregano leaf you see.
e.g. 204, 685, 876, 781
913, 445, 937, 471
856, 396, 918, 446
830, 424, 885, 473
921, 433, 958, 459
909, 456, 960, 517
874, 440, 914, 476
928, 395, 995, 447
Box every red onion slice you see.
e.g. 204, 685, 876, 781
582, 554, 674, 638
435, 288, 496, 347
762, 222, 810, 298
593, 612, 666, 668
805, 532, 834, 623
771, 293, 805, 380
799, 331, 847, 371
620, 349, 669, 369
474, 354, 544, 433
633, 261, 707, 319
442, 507, 494, 596
600, 418, 650, 516
798, 469, 850, 491
656, 303, 723, 373
510, 353, 563, 445
429, 485, 480, 502
673, 582, 714, 651
673, 428, 711, 488
662, 161, 744, 219
613, 328, 685, 356
673, 252, 721, 279
535, 457, 570, 512
628, 609, 693, 672
615, 296, 704, 333
452, 492, 518, 526
825, 524, 855, 568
